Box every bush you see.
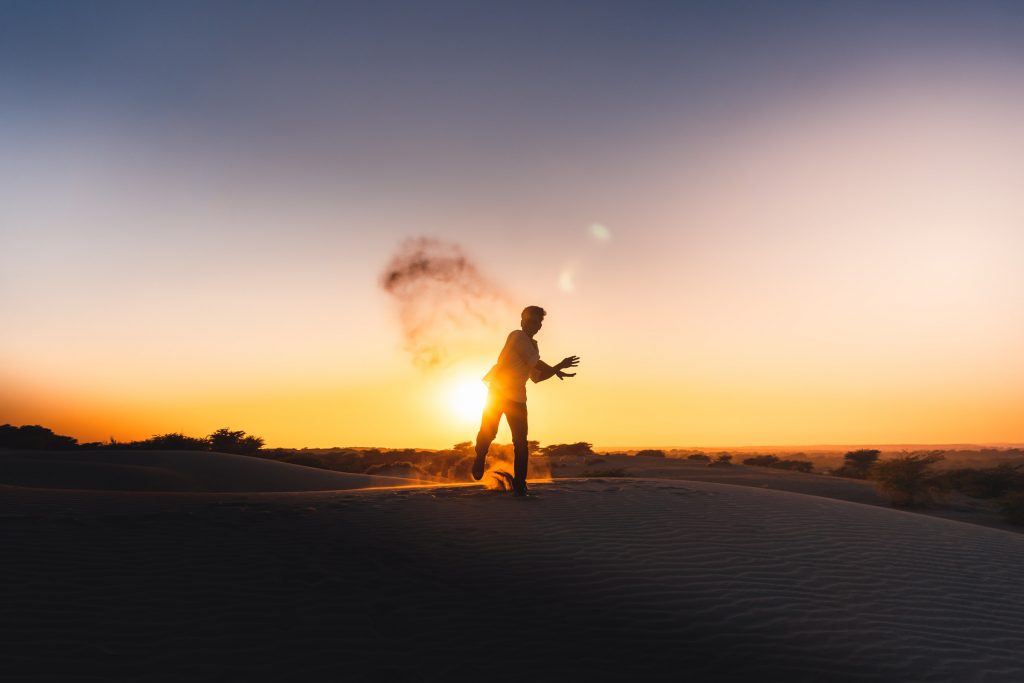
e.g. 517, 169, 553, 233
743, 455, 780, 467
869, 454, 946, 507
996, 492, 1024, 526
833, 449, 880, 479
635, 449, 666, 458
541, 442, 595, 458
743, 455, 814, 473
709, 454, 732, 467
135, 432, 210, 451
451, 442, 473, 456
686, 453, 711, 463
208, 428, 264, 455
934, 464, 1024, 499
0, 424, 78, 450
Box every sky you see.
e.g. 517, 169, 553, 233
2, 0, 1023, 448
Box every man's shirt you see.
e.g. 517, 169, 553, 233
483, 329, 541, 403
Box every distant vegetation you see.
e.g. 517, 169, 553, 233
742, 455, 813, 473
207, 428, 264, 454
825, 450, 1024, 522
832, 449, 881, 479
932, 463, 1024, 499
869, 453, 948, 507
997, 492, 1024, 526
7, 423, 1024, 525
1, 424, 263, 455
107, 428, 265, 454
0, 424, 78, 450
132, 432, 210, 451
541, 442, 595, 458
932, 463, 1024, 524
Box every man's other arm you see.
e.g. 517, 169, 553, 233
531, 357, 580, 383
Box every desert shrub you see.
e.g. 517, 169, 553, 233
869, 454, 946, 507
584, 457, 606, 466
996, 492, 1024, 525
743, 455, 780, 467
709, 454, 732, 467
743, 455, 814, 473
833, 449, 880, 479
451, 442, 474, 456
541, 442, 595, 458
934, 464, 1024, 499
777, 460, 814, 473
635, 449, 666, 458
208, 428, 264, 455
686, 453, 711, 463
0, 424, 78, 450
579, 468, 628, 478
135, 432, 210, 451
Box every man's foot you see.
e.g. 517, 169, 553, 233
471, 454, 486, 481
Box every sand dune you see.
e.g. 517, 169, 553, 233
4, 477, 1023, 681
558, 453, 887, 502
0, 448, 423, 491
552, 454, 1017, 531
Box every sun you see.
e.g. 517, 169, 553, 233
446, 375, 488, 423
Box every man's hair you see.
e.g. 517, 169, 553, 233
521, 305, 546, 322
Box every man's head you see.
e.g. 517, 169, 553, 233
521, 305, 546, 336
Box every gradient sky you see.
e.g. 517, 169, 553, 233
2, 1, 1023, 448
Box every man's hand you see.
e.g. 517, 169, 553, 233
555, 355, 580, 380
555, 355, 580, 371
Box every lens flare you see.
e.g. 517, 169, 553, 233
589, 223, 611, 242
558, 269, 575, 293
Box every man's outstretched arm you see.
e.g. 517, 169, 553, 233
531, 356, 580, 382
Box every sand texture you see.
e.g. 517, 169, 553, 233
3, 474, 1024, 682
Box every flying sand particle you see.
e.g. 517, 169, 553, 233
380, 237, 512, 369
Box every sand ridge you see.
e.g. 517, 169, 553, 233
0, 448, 425, 491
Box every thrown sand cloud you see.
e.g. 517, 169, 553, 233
381, 238, 513, 369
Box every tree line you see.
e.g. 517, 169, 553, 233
1, 424, 264, 455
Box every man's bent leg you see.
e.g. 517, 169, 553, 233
506, 400, 529, 494
473, 391, 504, 481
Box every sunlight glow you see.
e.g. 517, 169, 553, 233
446, 376, 488, 423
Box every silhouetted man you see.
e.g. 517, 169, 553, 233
473, 306, 579, 496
